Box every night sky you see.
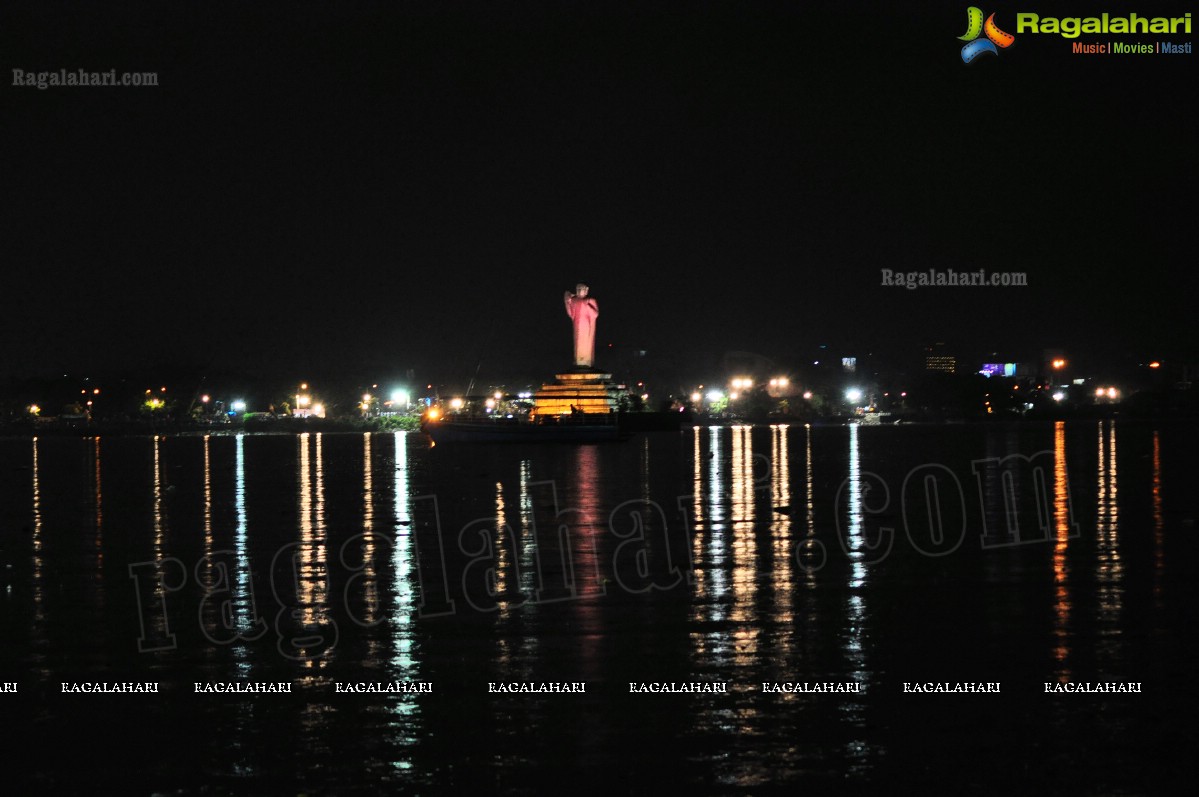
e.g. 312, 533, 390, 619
2, 1, 1194, 388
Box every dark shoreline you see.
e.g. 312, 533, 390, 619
2, 412, 1193, 440
0, 415, 419, 439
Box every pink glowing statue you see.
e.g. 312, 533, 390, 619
564, 284, 599, 369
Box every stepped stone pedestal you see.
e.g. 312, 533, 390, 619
532, 371, 623, 417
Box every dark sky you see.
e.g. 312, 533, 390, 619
2, 1, 1194, 387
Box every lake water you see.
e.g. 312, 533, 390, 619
1, 421, 1195, 794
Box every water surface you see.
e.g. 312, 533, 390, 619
1, 421, 1194, 794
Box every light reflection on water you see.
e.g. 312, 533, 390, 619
840, 424, 872, 775
1152, 430, 1164, 606
202, 435, 212, 557
295, 432, 332, 665
572, 444, 604, 681
391, 432, 419, 682
797, 423, 819, 580
0, 421, 1193, 793
233, 433, 256, 675
843, 423, 869, 591
692, 425, 727, 648
30, 437, 45, 651
152, 435, 166, 556
517, 458, 536, 599
1053, 421, 1072, 675
729, 425, 758, 666
360, 433, 379, 626
1095, 420, 1123, 659
91, 437, 104, 581
769, 425, 793, 655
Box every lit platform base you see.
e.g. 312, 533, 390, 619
532, 371, 622, 417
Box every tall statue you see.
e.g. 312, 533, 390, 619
564, 283, 599, 369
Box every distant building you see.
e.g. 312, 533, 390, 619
979, 363, 1019, 378
924, 343, 956, 374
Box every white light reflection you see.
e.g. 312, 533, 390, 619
203, 435, 212, 543
233, 434, 253, 677
391, 432, 418, 679
31, 437, 44, 627
518, 459, 537, 598
844, 425, 868, 589
389, 431, 419, 756
793, 424, 820, 584
770, 424, 794, 657
698, 426, 728, 615
842, 423, 871, 775
497, 458, 540, 670
804, 426, 814, 538
201, 435, 213, 588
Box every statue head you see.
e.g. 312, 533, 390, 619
575, 283, 589, 297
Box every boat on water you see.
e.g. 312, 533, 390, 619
421, 411, 628, 444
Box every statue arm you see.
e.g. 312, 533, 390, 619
564, 291, 574, 316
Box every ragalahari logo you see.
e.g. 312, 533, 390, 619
959, 7, 1016, 62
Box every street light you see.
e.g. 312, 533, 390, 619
846, 388, 863, 403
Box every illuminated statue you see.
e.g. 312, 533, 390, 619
564, 284, 599, 369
